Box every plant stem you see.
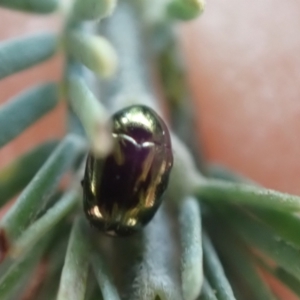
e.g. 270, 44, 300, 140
98, 0, 159, 111
127, 206, 182, 300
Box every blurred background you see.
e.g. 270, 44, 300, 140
0, 9, 63, 169
1, 0, 300, 195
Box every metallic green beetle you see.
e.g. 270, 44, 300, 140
82, 105, 173, 236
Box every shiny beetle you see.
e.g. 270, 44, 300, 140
82, 105, 173, 236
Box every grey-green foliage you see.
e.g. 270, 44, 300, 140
72, 0, 117, 21
215, 235, 275, 300
226, 208, 300, 282
0, 0, 58, 13
0, 83, 59, 147
1, 1, 300, 300
66, 30, 117, 78
199, 279, 218, 300
0, 236, 50, 299
0, 33, 57, 79
202, 233, 236, 300
180, 198, 203, 300
91, 253, 120, 300
57, 218, 90, 300
10, 189, 79, 258
0, 135, 85, 241
168, 0, 205, 20
0, 141, 58, 206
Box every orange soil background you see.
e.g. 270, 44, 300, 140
0, 1, 300, 299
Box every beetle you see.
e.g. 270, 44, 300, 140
82, 105, 173, 236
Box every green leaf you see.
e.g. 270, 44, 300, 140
216, 237, 275, 300
72, 0, 117, 21
209, 164, 300, 255
226, 208, 300, 282
10, 189, 79, 258
259, 262, 300, 298
0, 140, 58, 206
35, 239, 68, 300
0, 0, 58, 13
0, 33, 57, 79
209, 164, 300, 249
0, 135, 85, 252
179, 197, 203, 300
196, 179, 300, 212
202, 232, 236, 300
275, 268, 300, 297
57, 218, 90, 300
36, 274, 62, 300
91, 253, 120, 300
199, 279, 218, 300
0, 236, 49, 299
0, 83, 59, 147
67, 69, 112, 157
66, 30, 117, 78
99, 0, 158, 102
87, 287, 104, 300
167, 0, 205, 21
250, 208, 300, 250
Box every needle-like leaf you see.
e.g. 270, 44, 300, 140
196, 179, 300, 213
179, 197, 203, 300
258, 260, 300, 298
0, 140, 58, 206
168, 0, 205, 20
225, 208, 300, 282
0, 237, 49, 299
0, 33, 57, 79
57, 217, 90, 300
67, 68, 113, 157
202, 232, 236, 300
209, 164, 300, 249
0, 83, 59, 147
0, 0, 58, 13
91, 252, 120, 300
72, 0, 117, 21
199, 279, 218, 300
66, 30, 117, 78
10, 189, 79, 258
0, 135, 85, 260
251, 208, 300, 249
216, 236, 275, 300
